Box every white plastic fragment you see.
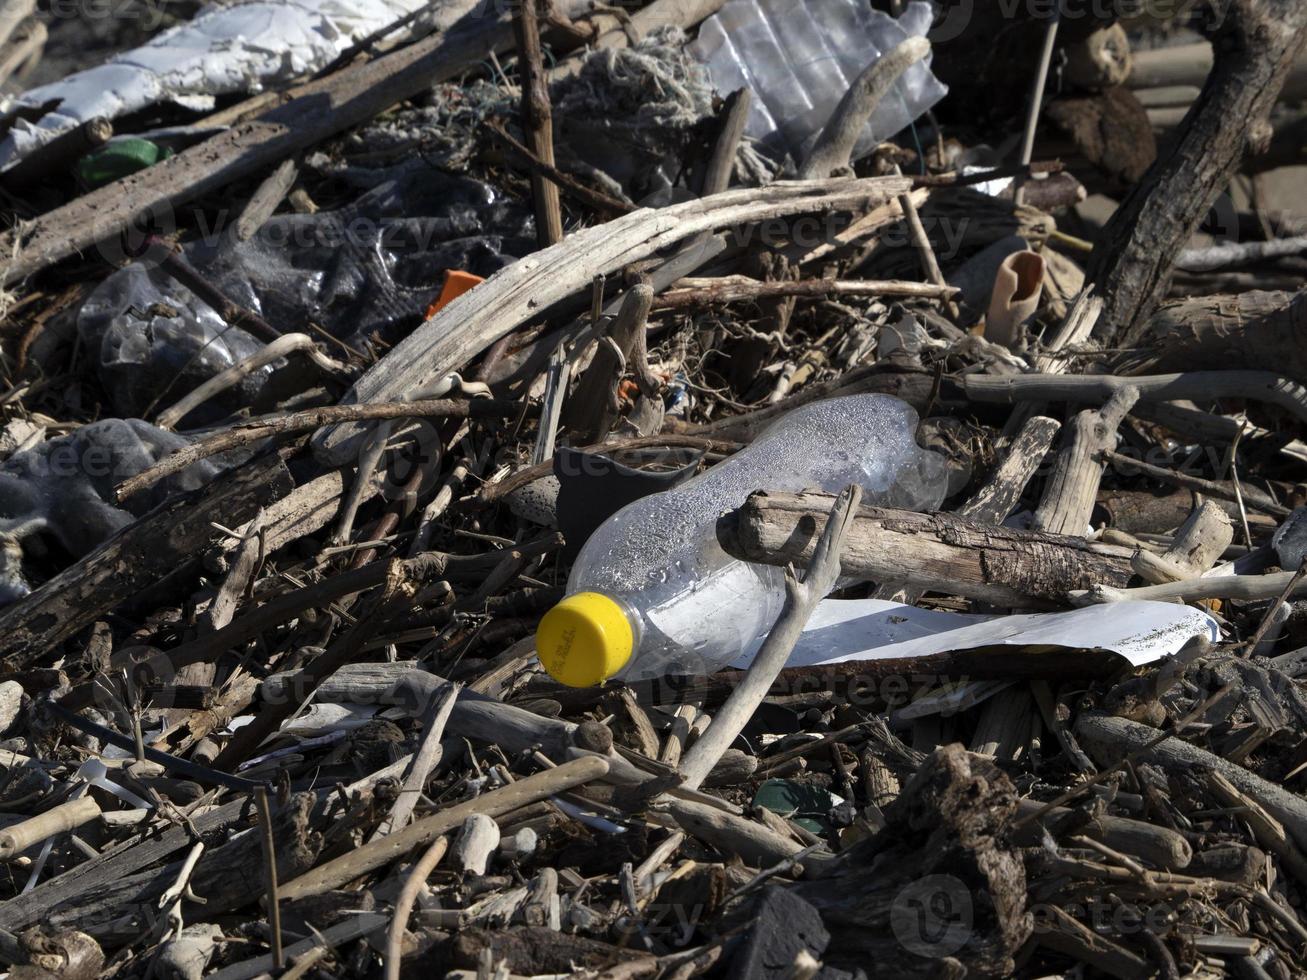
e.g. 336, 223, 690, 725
730, 597, 1221, 671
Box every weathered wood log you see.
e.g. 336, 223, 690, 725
1132, 500, 1234, 585
1033, 386, 1138, 536
721, 491, 1135, 605
0, 452, 291, 667
1136, 289, 1307, 384
1013, 799, 1192, 870
1086, 0, 1307, 344
963, 370, 1307, 426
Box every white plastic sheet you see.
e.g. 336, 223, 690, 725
732, 597, 1219, 670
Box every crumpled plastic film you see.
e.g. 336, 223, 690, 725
78, 163, 535, 422
689, 0, 948, 164
0, 0, 431, 170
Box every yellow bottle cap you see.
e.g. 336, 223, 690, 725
536, 592, 634, 688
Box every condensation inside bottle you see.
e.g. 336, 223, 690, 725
567, 394, 947, 679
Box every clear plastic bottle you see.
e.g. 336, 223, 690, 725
689, 0, 947, 164
535, 394, 947, 686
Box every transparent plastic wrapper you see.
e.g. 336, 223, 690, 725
689, 0, 947, 164
78, 164, 534, 422
536, 395, 948, 686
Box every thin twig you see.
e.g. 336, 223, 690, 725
384, 837, 449, 980
255, 787, 284, 970
512, 0, 564, 246
373, 683, 462, 840
115, 397, 524, 501
677, 485, 863, 790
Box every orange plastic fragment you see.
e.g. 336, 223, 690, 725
426, 270, 485, 318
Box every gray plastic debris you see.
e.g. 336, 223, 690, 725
690, 0, 947, 164
0, 0, 433, 171
1273, 507, 1307, 571
0, 419, 231, 603
78, 163, 533, 421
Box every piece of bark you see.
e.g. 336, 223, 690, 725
722, 491, 1135, 605
1033, 386, 1139, 536
0, 452, 291, 666
794, 745, 1031, 977
958, 415, 1061, 525
1044, 88, 1156, 186
1086, 0, 1307, 345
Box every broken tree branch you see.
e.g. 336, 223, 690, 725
1086, 0, 1307, 344
679, 485, 862, 790
721, 491, 1135, 606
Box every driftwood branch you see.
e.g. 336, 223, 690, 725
277, 756, 608, 901
513, 0, 563, 247
1033, 386, 1138, 536
800, 37, 931, 179
1086, 0, 1307, 344
963, 370, 1307, 425
313, 175, 911, 464
652, 277, 958, 309
721, 491, 1135, 605
1075, 713, 1307, 853
678, 485, 862, 790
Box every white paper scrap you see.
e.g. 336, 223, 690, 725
730, 598, 1219, 670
